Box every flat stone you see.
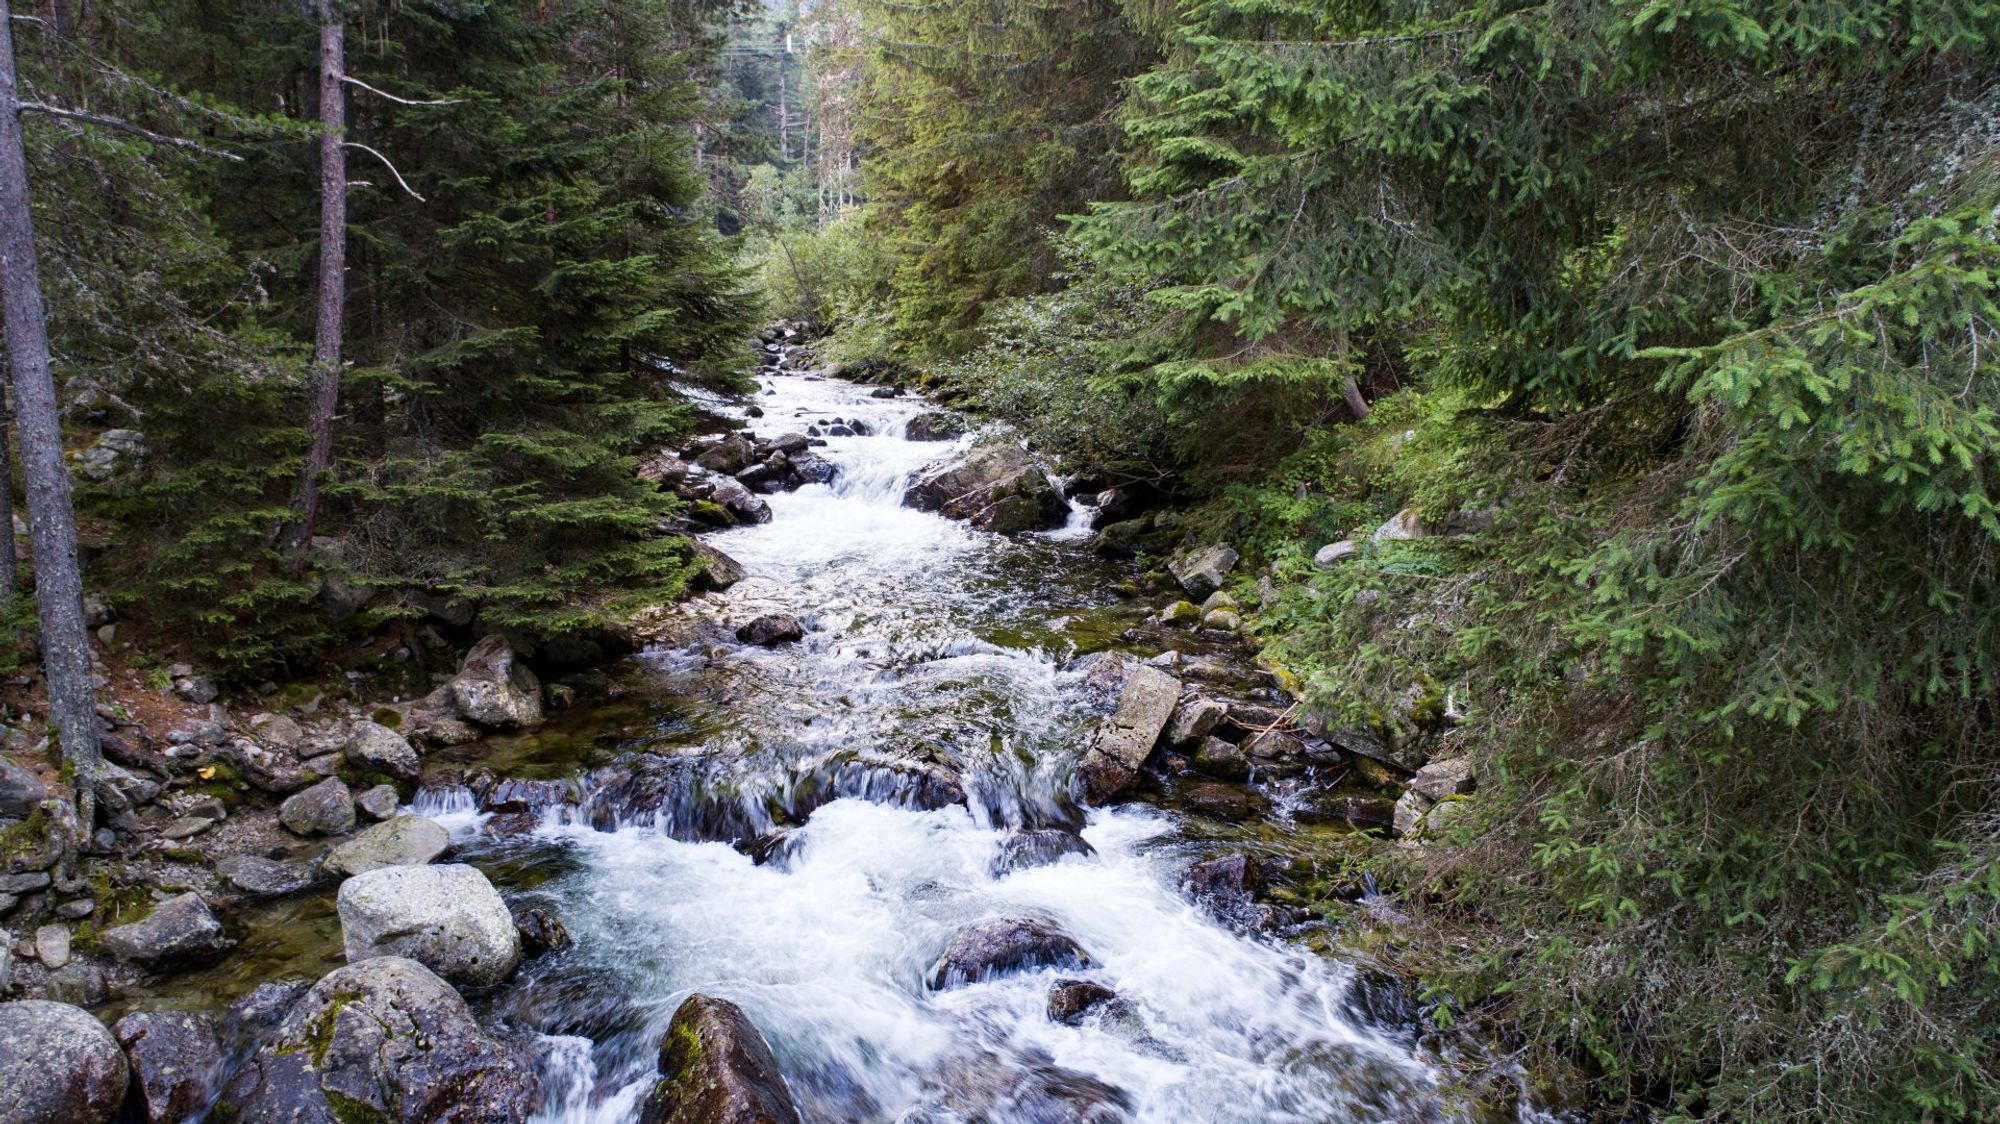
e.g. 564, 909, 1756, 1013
159, 815, 215, 840
1075, 666, 1181, 804
103, 893, 229, 967
322, 814, 450, 878
216, 854, 320, 899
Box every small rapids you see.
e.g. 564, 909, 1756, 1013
455, 371, 1460, 1121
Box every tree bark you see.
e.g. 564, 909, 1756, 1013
288, 0, 345, 552
0, 0, 101, 851
0, 387, 18, 600
1341, 376, 1370, 421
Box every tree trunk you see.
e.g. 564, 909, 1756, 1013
0, 388, 18, 601
288, 0, 345, 552
0, 0, 101, 858
1341, 376, 1370, 421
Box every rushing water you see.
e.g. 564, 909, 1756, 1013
439, 371, 1461, 1122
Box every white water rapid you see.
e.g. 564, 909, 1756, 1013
465, 372, 1462, 1122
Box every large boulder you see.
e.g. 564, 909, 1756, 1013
904, 411, 967, 442
218, 957, 535, 1123
927, 916, 1093, 989
637, 994, 802, 1124
688, 540, 746, 592
0, 756, 49, 817
450, 635, 545, 730
736, 614, 805, 647
345, 720, 421, 783
708, 477, 774, 525
279, 776, 355, 836
103, 893, 230, 968
0, 1000, 129, 1123
902, 442, 1066, 534
113, 1011, 223, 1124
323, 814, 451, 878
1168, 543, 1239, 601
338, 863, 522, 986
1074, 666, 1181, 804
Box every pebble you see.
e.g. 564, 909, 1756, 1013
55, 898, 95, 920
35, 923, 71, 969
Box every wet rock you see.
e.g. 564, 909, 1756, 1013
114, 1010, 222, 1124
904, 411, 967, 441
44, 962, 108, 1007
323, 814, 451, 878
786, 451, 836, 486
345, 719, 421, 783
1191, 736, 1249, 780
226, 978, 313, 1044
1304, 793, 1396, 829
0, 757, 50, 817
689, 540, 747, 592
1408, 757, 1476, 801
1319, 723, 1422, 773
1185, 853, 1265, 899
694, 434, 756, 475
355, 783, 401, 821
218, 957, 535, 1123
513, 908, 573, 957
1155, 599, 1201, 627
991, 829, 1096, 876
928, 917, 1093, 988
1313, 539, 1359, 568
483, 777, 571, 816
1168, 543, 1239, 601
1202, 608, 1242, 631
1165, 697, 1228, 747
1075, 666, 1180, 804
1243, 729, 1306, 763
338, 863, 522, 986
103, 893, 229, 968
450, 635, 545, 730
279, 776, 355, 836
216, 854, 321, 899
639, 994, 803, 1124
709, 477, 774, 525
904, 442, 1066, 534
1178, 778, 1269, 821
1047, 979, 1117, 1024
737, 614, 805, 647
0, 1000, 128, 1123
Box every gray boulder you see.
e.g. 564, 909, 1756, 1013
736, 614, 805, 647
338, 863, 521, 986
1164, 697, 1227, 747
638, 994, 802, 1124
0, 756, 49, 817
450, 636, 545, 730
1047, 979, 1117, 1025
688, 540, 746, 592
991, 829, 1095, 876
279, 776, 355, 836
708, 477, 773, 525
929, 916, 1093, 989
1192, 736, 1249, 780
903, 442, 1067, 534
355, 783, 401, 821
1075, 665, 1181, 804
1168, 543, 1239, 601
102, 893, 229, 968
218, 957, 534, 1123
323, 814, 451, 878
345, 721, 421, 783
1374, 507, 1429, 541
113, 1011, 223, 1124
904, 411, 967, 441
227, 738, 315, 795
1408, 757, 1476, 801
0, 1000, 129, 1123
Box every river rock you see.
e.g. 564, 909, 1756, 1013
737, 614, 805, 647
1185, 852, 1265, 899
693, 434, 756, 474
1075, 665, 1181, 804
638, 994, 802, 1124
103, 893, 230, 968
709, 477, 774, 525
345, 720, 421, 782
928, 916, 1093, 988
1168, 543, 1239, 601
227, 738, 315, 795
218, 957, 535, 1123
786, 451, 835, 486
0, 1000, 129, 1123
279, 776, 355, 836
904, 411, 967, 441
1047, 979, 1116, 1024
36, 923, 71, 969
338, 863, 522, 986
451, 635, 545, 729
1408, 756, 1476, 801
114, 1010, 223, 1124
1165, 697, 1227, 747
323, 814, 451, 878
1191, 736, 1249, 780
513, 907, 573, 956
216, 854, 321, 899
689, 540, 747, 592
903, 442, 1066, 534
355, 783, 401, 820
0, 757, 50, 817
991, 828, 1096, 876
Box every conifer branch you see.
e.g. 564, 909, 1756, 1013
340, 74, 461, 107
16, 101, 243, 161
342, 141, 424, 201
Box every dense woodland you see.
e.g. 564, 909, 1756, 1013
0, 0, 1996, 1119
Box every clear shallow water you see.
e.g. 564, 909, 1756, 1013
460, 372, 1457, 1122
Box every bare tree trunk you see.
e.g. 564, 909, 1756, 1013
0, 387, 18, 600
288, 0, 345, 553
1342, 376, 1370, 421
0, 0, 101, 859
